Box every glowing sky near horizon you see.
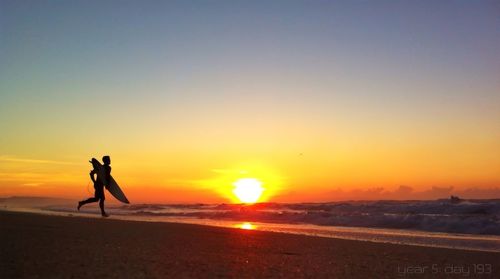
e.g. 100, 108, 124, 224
1, 1, 499, 202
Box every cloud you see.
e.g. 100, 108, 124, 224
0, 155, 77, 165
458, 187, 500, 199
21, 183, 44, 187
0, 172, 50, 181
325, 185, 500, 200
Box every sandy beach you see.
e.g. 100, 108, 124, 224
0, 211, 498, 278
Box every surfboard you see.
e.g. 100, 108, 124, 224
90, 158, 130, 204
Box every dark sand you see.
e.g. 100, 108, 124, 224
1, 211, 498, 278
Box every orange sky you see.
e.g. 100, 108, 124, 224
1, 1, 499, 203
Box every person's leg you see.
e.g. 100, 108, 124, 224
99, 198, 108, 217
78, 197, 99, 210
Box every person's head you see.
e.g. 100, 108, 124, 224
102, 155, 111, 165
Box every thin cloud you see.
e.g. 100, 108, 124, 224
0, 172, 53, 181
21, 183, 44, 187
0, 155, 78, 165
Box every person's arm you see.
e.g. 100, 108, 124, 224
89, 170, 96, 183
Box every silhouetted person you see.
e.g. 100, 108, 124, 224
77, 156, 112, 217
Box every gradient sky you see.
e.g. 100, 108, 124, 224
1, 1, 499, 203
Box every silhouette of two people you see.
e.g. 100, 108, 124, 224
78, 156, 111, 217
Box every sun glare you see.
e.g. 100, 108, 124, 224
233, 178, 263, 203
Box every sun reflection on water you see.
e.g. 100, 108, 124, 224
237, 222, 256, 230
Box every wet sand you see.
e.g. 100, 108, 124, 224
1, 211, 499, 278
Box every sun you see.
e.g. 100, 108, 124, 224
233, 178, 264, 203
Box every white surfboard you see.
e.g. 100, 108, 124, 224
90, 158, 130, 204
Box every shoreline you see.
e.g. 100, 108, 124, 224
1, 210, 500, 278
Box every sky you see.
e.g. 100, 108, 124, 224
1, 1, 499, 203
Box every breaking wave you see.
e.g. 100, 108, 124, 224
106, 199, 500, 235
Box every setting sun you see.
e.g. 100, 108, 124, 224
233, 178, 264, 203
